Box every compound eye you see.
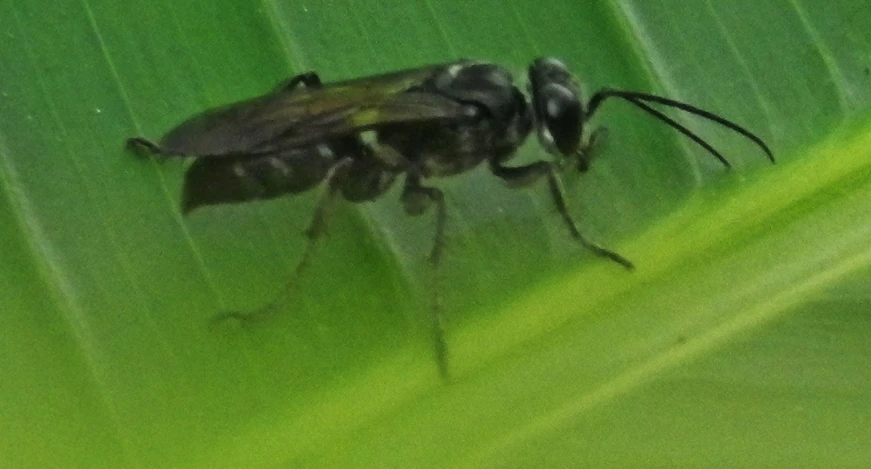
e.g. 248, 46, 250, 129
544, 84, 573, 118
537, 83, 582, 155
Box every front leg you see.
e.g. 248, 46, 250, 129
489, 159, 634, 269
574, 127, 608, 173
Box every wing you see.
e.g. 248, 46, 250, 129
158, 62, 477, 157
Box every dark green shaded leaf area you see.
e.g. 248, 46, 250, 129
1, 0, 870, 467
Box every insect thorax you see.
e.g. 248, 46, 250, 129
376, 86, 532, 179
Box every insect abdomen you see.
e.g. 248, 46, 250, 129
181, 144, 340, 213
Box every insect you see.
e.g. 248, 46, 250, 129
127, 57, 774, 378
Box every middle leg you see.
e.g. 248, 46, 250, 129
401, 173, 450, 379
211, 157, 354, 328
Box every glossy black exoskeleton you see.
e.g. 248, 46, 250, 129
128, 57, 774, 378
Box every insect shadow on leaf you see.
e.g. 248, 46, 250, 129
127, 57, 774, 380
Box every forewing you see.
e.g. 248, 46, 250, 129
158, 95, 288, 157
261, 91, 474, 147
158, 63, 473, 157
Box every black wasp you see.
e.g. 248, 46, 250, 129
128, 57, 774, 378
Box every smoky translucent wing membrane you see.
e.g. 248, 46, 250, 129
252, 91, 476, 147
158, 63, 474, 158
156, 94, 286, 157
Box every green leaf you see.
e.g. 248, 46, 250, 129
1, 0, 870, 467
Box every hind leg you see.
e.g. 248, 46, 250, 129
210, 157, 353, 328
